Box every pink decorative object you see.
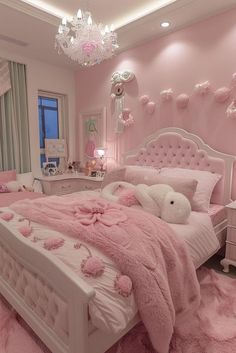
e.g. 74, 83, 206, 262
0, 184, 9, 193
226, 99, 236, 118
114, 83, 124, 97
195, 80, 211, 96
232, 73, 236, 86
146, 101, 156, 114
43, 237, 65, 250
118, 189, 139, 207
176, 94, 189, 109
160, 89, 173, 101
18, 225, 32, 237
139, 95, 150, 105
81, 256, 105, 277
73, 199, 127, 226
214, 87, 231, 103
115, 274, 133, 297
0, 212, 14, 221
118, 108, 134, 127
81, 41, 97, 55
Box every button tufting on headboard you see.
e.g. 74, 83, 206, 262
124, 129, 236, 205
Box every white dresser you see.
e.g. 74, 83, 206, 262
221, 200, 236, 272
36, 173, 103, 196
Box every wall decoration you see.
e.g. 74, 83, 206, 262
146, 101, 156, 115
194, 80, 210, 96
110, 70, 135, 133
160, 89, 173, 101
176, 94, 189, 109
139, 95, 150, 105
118, 108, 134, 127
214, 87, 231, 103
80, 107, 106, 162
232, 73, 236, 87
226, 99, 236, 118
111, 70, 135, 85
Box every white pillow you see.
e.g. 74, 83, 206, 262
17, 172, 34, 188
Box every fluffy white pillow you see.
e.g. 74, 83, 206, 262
159, 167, 221, 212
17, 172, 34, 188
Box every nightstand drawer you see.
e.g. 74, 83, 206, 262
80, 180, 101, 191
225, 241, 236, 261
227, 208, 236, 227
53, 180, 78, 195
227, 227, 236, 244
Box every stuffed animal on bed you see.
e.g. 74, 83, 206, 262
101, 181, 191, 224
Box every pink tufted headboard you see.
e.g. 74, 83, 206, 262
124, 128, 235, 205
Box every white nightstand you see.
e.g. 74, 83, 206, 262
35, 173, 103, 196
221, 200, 236, 272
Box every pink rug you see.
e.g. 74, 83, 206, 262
0, 268, 236, 353
106, 267, 236, 353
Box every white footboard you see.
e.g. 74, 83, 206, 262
0, 221, 139, 353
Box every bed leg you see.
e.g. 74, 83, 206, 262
69, 301, 89, 353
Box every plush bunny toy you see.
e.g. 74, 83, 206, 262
101, 182, 191, 224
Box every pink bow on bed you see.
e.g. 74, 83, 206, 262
73, 199, 127, 226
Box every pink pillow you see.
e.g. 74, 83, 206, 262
159, 168, 222, 212
0, 170, 16, 183
101, 167, 126, 188
153, 175, 198, 205
124, 166, 160, 185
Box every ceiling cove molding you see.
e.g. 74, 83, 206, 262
0, 0, 60, 26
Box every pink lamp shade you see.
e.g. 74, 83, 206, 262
94, 147, 106, 158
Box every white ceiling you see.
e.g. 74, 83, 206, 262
0, 0, 236, 69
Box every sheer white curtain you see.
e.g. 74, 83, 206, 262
0, 60, 31, 172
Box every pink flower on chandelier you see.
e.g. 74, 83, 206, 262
73, 199, 127, 226
82, 41, 98, 55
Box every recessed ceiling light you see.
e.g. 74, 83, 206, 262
160, 21, 170, 28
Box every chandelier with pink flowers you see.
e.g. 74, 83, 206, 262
55, 9, 119, 67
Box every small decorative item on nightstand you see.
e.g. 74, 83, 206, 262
221, 200, 236, 272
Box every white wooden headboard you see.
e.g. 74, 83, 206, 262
123, 127, 235, 205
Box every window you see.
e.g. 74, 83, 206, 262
38, 92, 65, 168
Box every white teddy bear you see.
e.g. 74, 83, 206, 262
101, 181, 191, 224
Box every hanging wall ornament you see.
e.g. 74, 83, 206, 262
160, 89, 173, 101
118, 108, 134, 127
110, 70, 135, 133
194, 80, 211, 96
176, 94, 189, 109
214, 87, 231, 103
231, 73, 236, 87
226, 99, 236, 118
139, 95, 150, 105
146, 101, 156, 114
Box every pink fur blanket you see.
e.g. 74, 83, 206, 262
11, 195, 200, 353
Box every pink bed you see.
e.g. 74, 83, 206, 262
0, 128, 234, 353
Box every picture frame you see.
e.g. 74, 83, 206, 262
42, 161, 58, 176
79, 107, 106, 163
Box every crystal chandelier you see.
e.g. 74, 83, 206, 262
55, 9, 119, 67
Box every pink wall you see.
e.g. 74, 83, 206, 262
76, 9, 236, 172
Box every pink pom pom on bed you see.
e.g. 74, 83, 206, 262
118, 189, 139, 207
115, 274, 133, 297
18, 225, 32, 237
139, 95, 150, 105
43, 237, 65, 250
0, 212, 14, 221
81, 256, 105, 277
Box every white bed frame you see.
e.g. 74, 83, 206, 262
0, 128, 235, 353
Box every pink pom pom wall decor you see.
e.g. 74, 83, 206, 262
214, 87, 231, 103
139, 95, 150, 105
176, 94, 189, 109
146, 101, 156, 115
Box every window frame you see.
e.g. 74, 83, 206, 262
38, 91, 64, 167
